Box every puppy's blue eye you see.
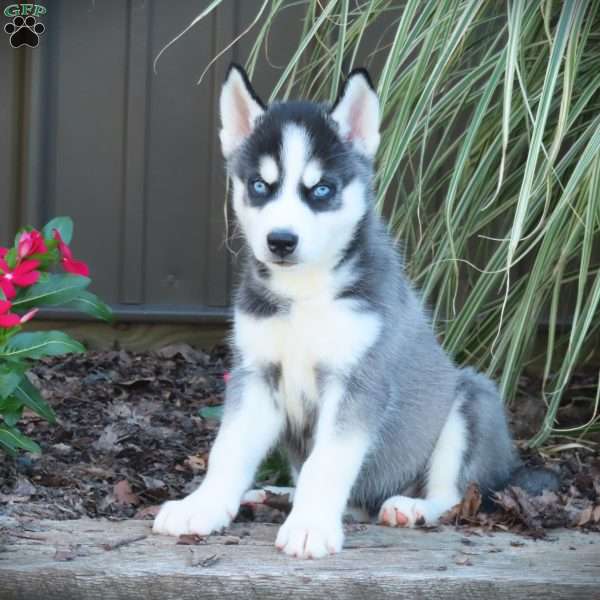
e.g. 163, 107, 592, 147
251, 179, 269, 196
311, 184, 333, 200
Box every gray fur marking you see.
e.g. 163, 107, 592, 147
284, 400, 318, 472
235, 253, 291, 318
262, 362, 282, 394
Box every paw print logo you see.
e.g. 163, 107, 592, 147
4, 15, 45, 48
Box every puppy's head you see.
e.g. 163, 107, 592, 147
220, 64, 380, 269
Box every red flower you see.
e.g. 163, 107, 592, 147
0, 300, 20, 328
17, 230, 47, 260
0, 258, 41, 300
53, 230, 89, 277
0, 247, 7, 260
0, 300, 37, 328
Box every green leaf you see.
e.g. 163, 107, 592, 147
0, 428, 17, 454
0, 363, 26, 399
0, 424, 41, 454
12, 274, 90, 309
62, 290, 113, 322
42, 216, 73, 244
13, 376, 56, 423
0, 331, 85, 360
0, 397, 24, 427
257, 447, 291, 486
199, 405, 224, 421
4, 247, 17, 268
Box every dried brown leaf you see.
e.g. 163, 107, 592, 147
577, 506, 593, 527
263, 491, 293, 513
440, 482, 481, 524
221, 535, 240, 545
177, 534, 206, 546
113, 480, 140, 506
133, 505, 161, 520
184, 454, 207, 473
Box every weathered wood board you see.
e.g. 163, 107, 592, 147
0, 519, 598, 599
28, 321, 228, 352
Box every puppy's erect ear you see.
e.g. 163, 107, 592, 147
220, 64, 265, 158
330, 69, 380, 158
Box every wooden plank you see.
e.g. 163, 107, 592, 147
0, 519, 598, 599
26, 320, 228, 352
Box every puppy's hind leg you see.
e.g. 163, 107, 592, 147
379, 399, 466, 527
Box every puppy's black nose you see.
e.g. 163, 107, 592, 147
267, 230, 298, 258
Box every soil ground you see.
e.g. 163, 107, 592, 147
0, 346, 599, 537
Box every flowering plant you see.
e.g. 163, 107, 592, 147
0, 217, 111, 454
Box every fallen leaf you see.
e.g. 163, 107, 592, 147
134, 505, 161, 520
577, 506, 593, 527
13, 477, 36, 497
156, 344, 199, 361
221, 535, 240, 545
140, 475, 166, 491
440, 482, 481, 524
494, 486, 545, 533
184, 454, 207, 473
460, 483, 482, 518
113, 480, 140, 506
263, 490, 293, 513
177, 534, 206, 546
51, 443, 72, 455
93, 425, 123, 453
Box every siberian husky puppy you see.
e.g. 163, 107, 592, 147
153, 65, 548, 558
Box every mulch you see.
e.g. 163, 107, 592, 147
0, 346, 598, 537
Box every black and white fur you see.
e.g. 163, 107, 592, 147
154, 65, 531, 558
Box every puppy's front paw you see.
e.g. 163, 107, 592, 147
152, 494, 234, 537
275, 511, 343, 559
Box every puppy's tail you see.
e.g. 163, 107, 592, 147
506, 464, 560, 496
481, 463, 560, 512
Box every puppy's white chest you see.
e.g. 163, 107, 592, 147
234, 297, 381, 425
